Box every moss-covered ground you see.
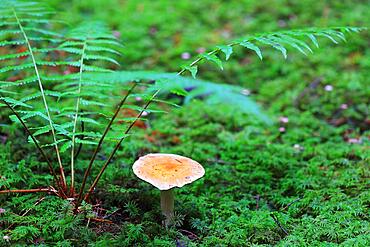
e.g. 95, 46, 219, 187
0, 0, 369, 246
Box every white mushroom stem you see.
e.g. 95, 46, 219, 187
160, 189, 174, 226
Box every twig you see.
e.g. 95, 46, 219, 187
270, 213, 288, 236
103, 208, 121, 219
254, 195, 260, 210
21, 197, 46, 216
0, 188, 57, 194
6, 196, 46, 230
267, 196, 303, 237
89, 217, 113, 224
280, 197, 302, 212
179, 229, 199, 240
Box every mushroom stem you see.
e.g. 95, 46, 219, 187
160, 189, 174, 226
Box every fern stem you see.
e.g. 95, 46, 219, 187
70, 40, 87, 195
12, 9, 67, 190
75, 83, 137, 208
0, 94, 63, 192
82, 90, 159, 203
177, 48, 220, 75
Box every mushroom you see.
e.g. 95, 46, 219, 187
133, 153, 205, 226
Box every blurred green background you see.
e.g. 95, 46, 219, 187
49, 0, 369, 122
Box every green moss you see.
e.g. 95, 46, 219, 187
0, 0, 369, 246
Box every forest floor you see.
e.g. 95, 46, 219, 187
0, 0, 369, 246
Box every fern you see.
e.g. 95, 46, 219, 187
1, 0, 68, 188
79, 26, 365, 204
87, 71, 271, 123
57, 21, 122, 192
0, 0, 365, 217
178, 27, 365, 77
0, 1, 130, 197
87, 27, 364, 125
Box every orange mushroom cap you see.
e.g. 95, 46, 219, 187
133, 153, 205, 190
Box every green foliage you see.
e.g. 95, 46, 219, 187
0, 0, 368, 246
88, 25, 364, 125
1, 103, 368, 245
0, 1, 127, 152
0, 0, 148, 197
179, 27, 364, 78
88, 71, 271, 123
0, 0, 362, 194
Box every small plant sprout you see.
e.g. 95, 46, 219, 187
132, 154, 205, 227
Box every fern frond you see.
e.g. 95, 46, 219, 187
18, 90, 62, 103
15, 110, 49, 122
28, 37, 63, 43
81, 28, 367, 201
0, 51, 29, 61
87, 39, 123, 47
85, 46, 121, 55
0, 29, 22, 35
40, 139, 69, 148
177, 26, 366, 77
0, 40, 26, 47
0, 96, 32, 108
0, 0, 67, 187
0, 76, 38, 88
42, 74, 80, 82
53, 80, 112, 89
0, 1, 365, 205
0, 63, 34, 73
22, 27, 62, 37
87, 71, 270, 122
84, 54, 120, 65
54, 20, 123, 190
